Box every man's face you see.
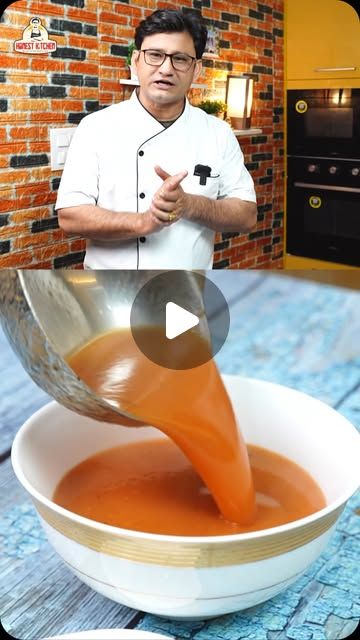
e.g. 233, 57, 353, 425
133, 31, 202, 111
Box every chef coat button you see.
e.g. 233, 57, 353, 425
139, 192, 145, 199
139, 150, 144, 156
139, 236, 146, 243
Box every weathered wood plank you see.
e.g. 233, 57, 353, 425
207, 270, 265, 307
216, 273, 360, 417
0, 326, 50, 456
0, 459, 139, 639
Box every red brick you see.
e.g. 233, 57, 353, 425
49, 228, 68, 242
10, 126, 48, 140
69, 35, 98, 50
0, 170, 28, 184
68, 62, 98, 75
27, 1, 64, 17
32, 193, 56, 207
32, 241, 70, 261
70, 238, 86, 252
31, 113, 66, 123
27, 260, 53, 269
11, 206, 50, 223
99, 11, 129, 26
0, 54, 29, 70
67, 9, 97, 23
0, 250, 33, 267
16, 182, 48, 197
51, 99, 83, 112
0, 222, 29, 238
14, 231, 50, 250
68, 87, 98, 99
0, 140, 23, 161
31, 59, 65, 72
0, 197, 32, 213
28, 141, 49, 154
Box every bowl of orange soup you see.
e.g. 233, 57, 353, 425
11, 375, 360, 619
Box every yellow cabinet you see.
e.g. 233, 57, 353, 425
286, 0, 360, 82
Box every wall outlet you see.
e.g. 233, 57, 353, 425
50, 127, 76, 171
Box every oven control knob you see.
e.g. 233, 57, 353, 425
307, 164, 318, 173
351, 167, 360, 177
329, 165, 339, 175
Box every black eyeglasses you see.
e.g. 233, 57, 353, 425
140, 49, 196, 72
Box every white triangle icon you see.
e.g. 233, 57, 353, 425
165, 302, 199, 340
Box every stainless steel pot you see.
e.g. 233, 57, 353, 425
0, 269, 206, 426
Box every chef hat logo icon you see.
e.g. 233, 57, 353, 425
22, 16, 49, 41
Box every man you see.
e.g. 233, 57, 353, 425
56, 9, 257, 269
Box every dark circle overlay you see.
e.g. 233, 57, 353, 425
130, 271, 230, 370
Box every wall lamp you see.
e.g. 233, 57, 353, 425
225, 74, 255, 129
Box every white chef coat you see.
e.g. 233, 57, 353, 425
55, 90, 256, 269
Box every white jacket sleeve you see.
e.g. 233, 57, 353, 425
218, 128, 257, 203
55, 116, 99, 210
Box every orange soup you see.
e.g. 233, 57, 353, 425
64, 327, 325, 530
54, 439, 326, 536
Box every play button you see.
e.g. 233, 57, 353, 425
165, 302, 199, 339
130, 271, 230, 370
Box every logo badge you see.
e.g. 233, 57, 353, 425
295, 100, 308, 114
309, 196, 322, 209
14, 17, 57, 54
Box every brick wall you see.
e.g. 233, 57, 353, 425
0, 0, 284, 269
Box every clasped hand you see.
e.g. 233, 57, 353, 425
149, 165, 188, 225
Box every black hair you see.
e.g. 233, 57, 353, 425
134, 9, 208, 59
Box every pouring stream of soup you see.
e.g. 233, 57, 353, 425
59, 327, 325, 533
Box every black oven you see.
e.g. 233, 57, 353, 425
286, 156, 360, 266
287, 89, 360, 158
286, 88, 360, 266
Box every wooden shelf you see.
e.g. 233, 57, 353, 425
233, 128, 263, 136
119, 79, 139, 85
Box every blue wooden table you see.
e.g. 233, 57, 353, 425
1, 271, 359, 640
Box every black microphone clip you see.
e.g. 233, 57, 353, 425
194, 164, 212, 186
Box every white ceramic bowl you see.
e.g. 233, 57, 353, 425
12, 376, 360, 620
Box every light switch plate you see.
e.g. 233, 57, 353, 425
50, 127, 76, 171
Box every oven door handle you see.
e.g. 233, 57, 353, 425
294, 182, 360, 194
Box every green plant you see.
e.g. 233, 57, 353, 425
126, 41, 137, 67
197, 99, 226, 115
